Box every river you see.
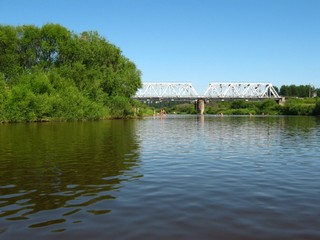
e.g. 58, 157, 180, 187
1, 115, 320, 239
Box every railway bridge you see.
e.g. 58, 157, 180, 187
133, 82, 283, 114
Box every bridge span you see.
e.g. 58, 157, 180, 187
133, 82, 283, 114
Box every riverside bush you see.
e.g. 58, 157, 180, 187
314, 99, 320, 116
282, 98, 316, 116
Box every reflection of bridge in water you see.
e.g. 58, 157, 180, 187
133, 82, 283, 114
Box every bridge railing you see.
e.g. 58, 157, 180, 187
203, 83, 280, 99
133, 82, 281, 100
133, 82, 199, 100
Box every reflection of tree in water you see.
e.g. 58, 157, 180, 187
0, 120, 141, 224
278, 116, 318, 133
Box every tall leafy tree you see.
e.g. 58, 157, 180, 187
0, 23, 142, 122
0, 25, 21, 82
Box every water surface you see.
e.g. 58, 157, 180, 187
1, 116, 320, 239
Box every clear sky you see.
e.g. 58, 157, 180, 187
1, 0, 319, 93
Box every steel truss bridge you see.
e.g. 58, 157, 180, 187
133, 82, 281, 101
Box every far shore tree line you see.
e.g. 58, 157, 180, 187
278, 85, 320, 98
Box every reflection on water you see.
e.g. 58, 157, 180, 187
0, 121, 141, 236
1, 116, 320, 239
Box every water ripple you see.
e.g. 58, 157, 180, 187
1, 117, 320, 239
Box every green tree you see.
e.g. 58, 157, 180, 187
0, 25, 21, 82
0, 74, 7, 121
280, 84, 315, 97
0, 23, 142, 122
231, 100, 248, 109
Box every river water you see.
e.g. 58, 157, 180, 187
1, 115, 320, 239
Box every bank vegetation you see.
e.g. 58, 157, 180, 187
151, 97, 320, 116
0, 24, 148, 122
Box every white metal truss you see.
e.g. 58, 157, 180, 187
133, 82, 199, 99
203, 83, 280, 99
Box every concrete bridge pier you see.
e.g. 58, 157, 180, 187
195, 99, 205, 115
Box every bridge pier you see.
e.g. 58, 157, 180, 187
195, 99, 205, 115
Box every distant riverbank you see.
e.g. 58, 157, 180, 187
149, 98, 320, 116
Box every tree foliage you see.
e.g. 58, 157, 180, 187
0, 24, 142, 122
281, 98, 315, 115
314, 99, 320, 116
279, 84, 317, 97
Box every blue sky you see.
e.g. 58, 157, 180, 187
1, 0, 319, 93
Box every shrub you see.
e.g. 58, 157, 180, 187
107, 96, 134, 118
223, 108, 256, 115
231, 100, 248, 109
172, 103, 196, 114
283, 103, 315, 115
313, 99, 320, 116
